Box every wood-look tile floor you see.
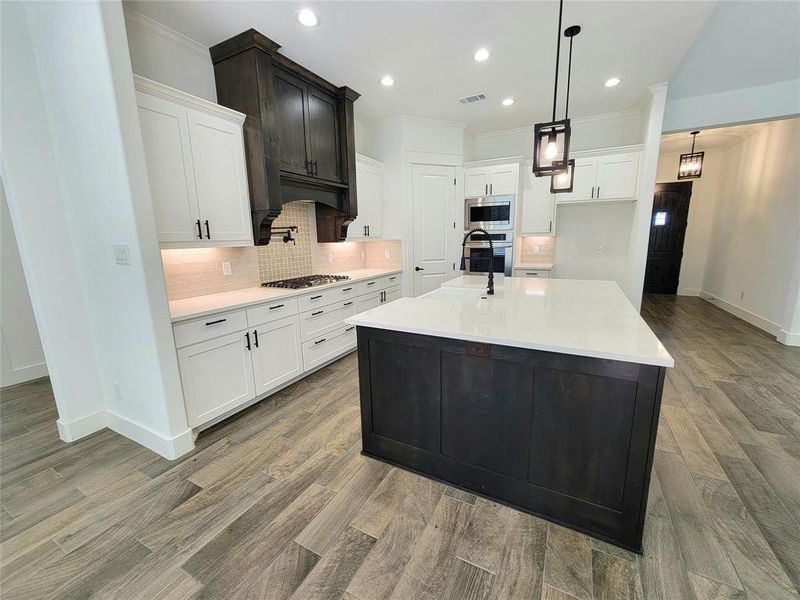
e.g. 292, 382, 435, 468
1, 295, 799, 599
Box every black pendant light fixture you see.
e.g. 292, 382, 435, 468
550, 25, 580, 193
533, 0, 572, 178
677, 131, 704, 179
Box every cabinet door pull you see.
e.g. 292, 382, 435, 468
345, 326, 355, 332
485, 183, 488, 195
343, 301, 353, 306
205, 318, 227, 326
253, 329, 259, 348
366, 281, 376, 286
306, 160, 312, 175
549, 220, 552, 232
204, 219, 211, 239
363, 225, 367, 236
389, 276, 397, 280
314, 338, 326, 345
268, 304, 284, 310
196, 219, 203, 239
311, 310, 324, 316
310, 294, 322, 300
245, 331, 251, 350
591, 186, 594, 199
342, 287, 353, 292
490, 183, 493, 194
597, 187, 600, 198
366, 225, 370, 236
312, 161, 318, 176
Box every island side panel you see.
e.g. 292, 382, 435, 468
355, 326, 666, 552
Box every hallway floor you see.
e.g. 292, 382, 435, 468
1, 296, 798, 599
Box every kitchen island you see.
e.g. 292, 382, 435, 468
346, 276, 673, 552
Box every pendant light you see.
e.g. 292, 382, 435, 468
677, 131, 704, 179
533, 0, 571, 177
550, 25, 580, 193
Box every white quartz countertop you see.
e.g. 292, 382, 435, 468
169, 268, 401, 323
346, 276, 674, 367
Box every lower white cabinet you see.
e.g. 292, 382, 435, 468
251, 316, 303, 398
512, 268, 551, 278
178, 330, 256, 427
302, 325, 357, 371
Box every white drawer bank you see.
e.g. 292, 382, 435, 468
174, 274, 402, 428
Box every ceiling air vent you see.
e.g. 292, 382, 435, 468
459, 93, 487, 104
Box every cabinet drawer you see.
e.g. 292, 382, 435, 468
173, 309, 247, 348
297, 284, 357, 312
302, 325, 357, 372
357, 277, 383, 295
357, 291, 382, 313
299, 300, 356, 342
382, 273, 402, 289
247, 298, 299, 327
513, 269, 550, 278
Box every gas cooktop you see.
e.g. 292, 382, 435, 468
262, 274, 351, 289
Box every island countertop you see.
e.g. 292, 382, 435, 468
346, 276, 674, 367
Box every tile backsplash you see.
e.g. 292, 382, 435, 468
517, 235, 556, 264
161, 202, 402, 301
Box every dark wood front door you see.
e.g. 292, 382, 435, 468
644, 182, 692, 294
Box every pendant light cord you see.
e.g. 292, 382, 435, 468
551, 0, 564, 122
565, 34, 573, 119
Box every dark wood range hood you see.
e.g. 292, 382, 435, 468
210, 29, 360, 244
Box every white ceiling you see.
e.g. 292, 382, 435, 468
659, 121, 765, 154
126, 0, 716, 134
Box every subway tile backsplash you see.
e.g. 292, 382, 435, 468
517, 235, 555, 264
161, 202, 402, 301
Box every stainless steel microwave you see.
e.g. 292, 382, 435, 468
464, 195, 515, 231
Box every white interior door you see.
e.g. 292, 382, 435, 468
412, 164, 456, 296
188, 110, 252, 243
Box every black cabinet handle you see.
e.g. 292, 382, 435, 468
343, 301, 353, 306
345, 326, 355, 332
196, 220, 202, 239
311, 310, 324, 316
484, 184, 488, 194
245, 331, 251, 350
366, 225, 370, 236
389, 276, 397, 280
204, 219, 210, 239
363, 225, 367, 236
490, 183, 493, 194
342, 287, 353, 292
591, 186, 595, 199
366, 281, 376, 286
205, 318, 227, 326
597, 187, 600, 198
549, 220, 552, 232
268, 304, 284, 310
310, 295, 322, 300
313, 161, 318, 176
381, 291, 386, 302
253, 329, 259, 348
314, 338, 326, 345
415, 266, 424, 271
306, 160, 312, 175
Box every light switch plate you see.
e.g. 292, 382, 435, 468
113, 244, 131, 265
384, 249, 391, 259
222, 261, 232, 276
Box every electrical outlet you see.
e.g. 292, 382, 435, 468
222, 262, 232, 276
360, 250, 366, 260
534, 244, 540, 254
740, 291, 744, 300
384, 249, 391, 259
113, 244, 131, 265
328, 254, 333, 264
598, 244, 606, 256
113, 381, 122, 401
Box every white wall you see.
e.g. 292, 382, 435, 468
2, 1, 192, 458
123, 6, 217, 102
655, 148, 726, 296
701, 118, 800, 335
1, 182, 48, 387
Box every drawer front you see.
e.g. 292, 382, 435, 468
513, 269, 551, 278
302, 325, 357, 372
356, 277, 383, 295
297, 284, 357, 312
357, 291, 382, 313
247, 298, 299, 327
173, 309, 248, 348
382, 273, 402, 289
299, 300, 356, 342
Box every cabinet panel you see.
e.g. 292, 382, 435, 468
299, 301, 356, 341
488, 164, 519, 195
302, 325, 356, 371
464, 168, 490, 197
384, 285, 402, 303
520, 168, 555, 234
252, 316, 303, 396
357, 291, 382, 312
597, 153, 639, 200
136, 94, 200, 243
178, 330, 255, 426
349, 157, 383, 239
307, 88, 341, 182
274, 71, 310, 176
555, 157, 597, 203
188, 111, 252, 243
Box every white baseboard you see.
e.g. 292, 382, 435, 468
777, 329, 800, 346
699, 291, 781, 336
57, 410, 107, 442
677, 288, 700, 297
107, 411, 194, 460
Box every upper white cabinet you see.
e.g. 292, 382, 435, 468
135, 75, 252, 247
519, 164, 556, 235
463, 162, 520, 197
556, 150, 640, 204
348, 154, 383, 239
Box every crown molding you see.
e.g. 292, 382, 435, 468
134, 75, 245, 124
123, 7, 212, 64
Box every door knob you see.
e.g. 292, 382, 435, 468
415, 266, 424, 271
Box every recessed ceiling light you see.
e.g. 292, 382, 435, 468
604, 77, 621, 87
502, 97, 515, 106
473, 48, 490, 62
297, 8, 319, 27
380, 75, 395, 87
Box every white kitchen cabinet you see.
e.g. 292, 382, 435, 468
519, 164, 556, 234
556, 150, 640, 204
251, 315, 303, 398
384, 285, 402, 303
348, 154, 383, 239
178, 329, 255, 427
512, 268, 551, 278
463, 162, 520, 197
357, 291, 382, 312
135, 75, 252, 247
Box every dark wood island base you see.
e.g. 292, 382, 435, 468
356, 326, 667, 553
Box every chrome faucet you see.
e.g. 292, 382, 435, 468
460, 228, 495, 295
